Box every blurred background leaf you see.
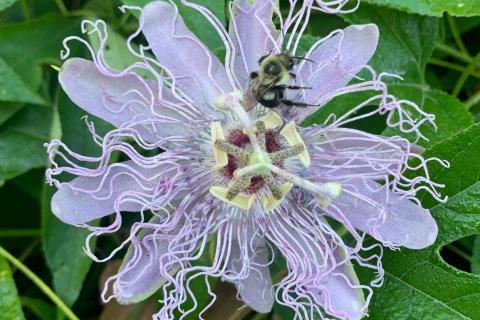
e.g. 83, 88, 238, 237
0, 255, 26, 320
365, 0, 480, 17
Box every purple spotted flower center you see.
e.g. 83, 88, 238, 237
221, 127, 285, 195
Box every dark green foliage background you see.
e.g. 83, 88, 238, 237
0, 0, 480, 319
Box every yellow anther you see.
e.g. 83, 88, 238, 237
211, 122, 228, 171
262, 182, 293, 211
280, 122, 310, 168
256, 111, 283, 130
316, 182, 342, 207
210, 186, 256, 210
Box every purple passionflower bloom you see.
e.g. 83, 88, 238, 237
45, 1, 447, 319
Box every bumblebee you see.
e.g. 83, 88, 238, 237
243, 53, 313, 111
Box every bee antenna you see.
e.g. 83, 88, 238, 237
290, 56, 315, 63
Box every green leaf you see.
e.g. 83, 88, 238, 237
361, 123, 480, 319
0, 103, 24, 126
473, 236, 480, 275
0, 56, 45, 105
0, 105, 54, 186
0, 0, 17, 12
0, 13, 80, 89
20, 297, 55, 320
42, 90, 113, 307
0, 255, 26, 320
364, 0, 480, 17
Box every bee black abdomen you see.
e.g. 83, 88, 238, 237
259, 98, 280, 109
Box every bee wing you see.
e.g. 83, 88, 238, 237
242, 78, 276, 112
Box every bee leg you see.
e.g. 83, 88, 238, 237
286, 85, 312, 90
280, 99, 316, 108
250, 71, 259, 79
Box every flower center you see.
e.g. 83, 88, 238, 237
209, 112, 309, 210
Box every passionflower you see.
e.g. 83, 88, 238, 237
46, 1, 447, 319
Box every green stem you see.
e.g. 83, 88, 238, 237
0, 229, 41, 238
19, 0, 30, 20
446, 244, 472, 263
465, 90, 480, 110
435, 43, 472, 64
54, 0, 68, 16
453, 51, 480, 97
447, 14, 469, 56
11, 238, 40, 274
0, 246, 79, 320
428, 58, 480, 79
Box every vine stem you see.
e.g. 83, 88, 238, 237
453, 51, 480, 97
465, 90, 480, 110
447, 14, 469, 56
428, 58, 480, 80
0, 246, 79, 320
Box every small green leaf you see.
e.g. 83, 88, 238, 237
0, 56, 45, 105
360, 123, 480, 319
0, 0, 17, 12
0, 255, 26, 320
364, 0, 480, 17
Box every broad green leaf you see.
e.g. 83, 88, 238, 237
361, 123, 480, 319
0, 103, 24, 126
120, 0, 226, 58
0, 13, 79, 89
0, 0, 17, 12
365, 0, 480, 17
473, 236, 480, 275
0, 105, 54, 186
0, 57, 45, 105
20, 297, 55, 320
0, 255, 26, 320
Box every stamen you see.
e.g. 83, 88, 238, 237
255, 111, 283, 130
262, 173, 282, 200
270, 144, 304, 163
214, 140, 249, 160
256, 121, 266, 150
211, 122, 228, 171
262, 182, 293, 211
225, 175, 252, 200
209, 186, 256, 210
280, 122, 310, 168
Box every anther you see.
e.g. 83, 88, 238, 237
214, 140, 249, 160
262, 173, 283, 200
255, 121, 266, 149
270, 144, 304, 163
225, 175, 252, 200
